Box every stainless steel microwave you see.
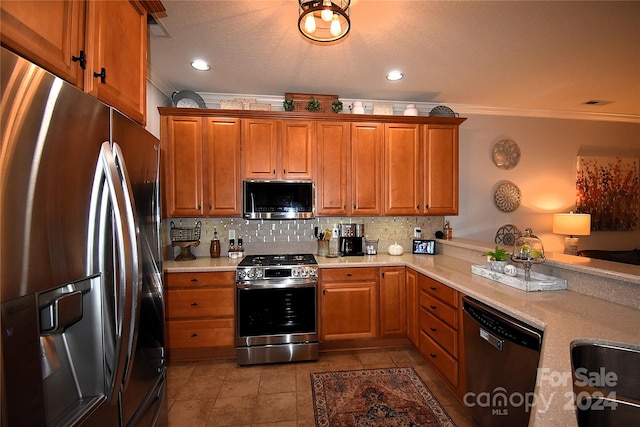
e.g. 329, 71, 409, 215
243, 180, 315, 219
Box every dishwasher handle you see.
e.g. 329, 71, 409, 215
480, 328, 504, 351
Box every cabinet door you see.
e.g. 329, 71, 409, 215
162, 116, 204, 217
351, 123, 383, 216
379, 267, 406, 336
316, 122, 350, 216
85, 0, 147, 124
281, 120, 315, 180
423, 125, 459, 215
405, 268, 419, 346
384, 124, 421, 215
204, 118, 241, 216
241, 118, 279, 179
321, 282, 377, 340
0, 0, 85, 87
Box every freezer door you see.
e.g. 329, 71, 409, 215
111, 112, 166, 426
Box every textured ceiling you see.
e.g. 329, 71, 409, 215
149, 1, 640, 118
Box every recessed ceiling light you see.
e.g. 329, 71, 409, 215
191, 59, 210, 71
386, 70, 404, 81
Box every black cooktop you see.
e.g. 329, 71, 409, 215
238, 254, 317, 267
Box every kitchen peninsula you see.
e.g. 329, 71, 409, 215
164, 239, 640, 427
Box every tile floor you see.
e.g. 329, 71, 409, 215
167, 346, 480, 427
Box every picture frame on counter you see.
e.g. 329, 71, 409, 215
413, 239, 436, 255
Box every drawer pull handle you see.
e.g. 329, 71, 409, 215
430, 286, 437, 291
430, 327, 437, 332
191, 278, 198, 282
191, 302, 198, 306
430, 305, 437, 310
190, 333, 198, 338
346, 273, 353, 277
430, 353, 437, 358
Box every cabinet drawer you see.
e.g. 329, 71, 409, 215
166, 288, 234, 319
419, 291, 458, 329
419, 330, 458, 387
165, 271, 235, 288
321, 267, 377, 282
166, 319, 234, 349
419, 309, 458, 357
419, 276, 458, 307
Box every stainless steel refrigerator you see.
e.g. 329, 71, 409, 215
0, 47, 167, 426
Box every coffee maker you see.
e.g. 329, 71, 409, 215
339, 223, 364, 256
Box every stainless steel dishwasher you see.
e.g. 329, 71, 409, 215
462, 296, 544, 427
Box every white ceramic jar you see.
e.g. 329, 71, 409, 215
403, 104, 419, 116
351, 101, 365, 114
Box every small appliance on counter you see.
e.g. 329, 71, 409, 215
339, 223, 364, 256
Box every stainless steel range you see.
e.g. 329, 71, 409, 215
236, 254, 318, 365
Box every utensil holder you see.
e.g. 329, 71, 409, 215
317, 240, 329, 257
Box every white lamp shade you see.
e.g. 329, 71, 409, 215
553, 212, 591, 236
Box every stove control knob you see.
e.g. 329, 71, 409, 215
237, 270, 246, 280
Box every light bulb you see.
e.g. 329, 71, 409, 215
330, 14, 341, 37
321, 0, 333, 22
304, 13, 316, 34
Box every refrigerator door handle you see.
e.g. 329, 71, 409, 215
89, 141, 138, 403
111, 141, 142, 390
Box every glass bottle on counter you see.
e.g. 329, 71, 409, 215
210, 227, 220, 258
236, 238, 244, 258
228, 238, 235, 257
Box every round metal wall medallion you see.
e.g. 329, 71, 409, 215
495, 224, 522, 246
494, 181, 521, 212
492, 138, 521, 170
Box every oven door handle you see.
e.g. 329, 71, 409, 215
236, 283, 317, 289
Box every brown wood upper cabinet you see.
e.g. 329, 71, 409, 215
242, 119, 315, 180
161, 116, 241, 217
1, 0, 160, 125
351, 123, 384, 216
423, 125, 459, 215
316, 122, 351, 216
384, 124, 459, 216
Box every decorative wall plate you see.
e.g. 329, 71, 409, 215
493, 181, 521, 212
172, 90, 206, 108
492, 138, 521, 170
495, 224, 522, 246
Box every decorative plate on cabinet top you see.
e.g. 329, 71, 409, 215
172, 90, 206, 108
492, 138, 521, 170
493, 181, 521, 212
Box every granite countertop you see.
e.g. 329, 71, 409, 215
163, 251, 640, 427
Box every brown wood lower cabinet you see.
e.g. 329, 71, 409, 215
319, 268, 378, 341
417, 274, 466, 398
164, 271, 235, 361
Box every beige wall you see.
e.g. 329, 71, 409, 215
452, 114, 640, 253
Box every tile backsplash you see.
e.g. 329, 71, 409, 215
163, 216, 446, 259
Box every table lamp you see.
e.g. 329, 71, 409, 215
552, 212, 591, 255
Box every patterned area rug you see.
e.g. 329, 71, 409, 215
311, 367, 457, 427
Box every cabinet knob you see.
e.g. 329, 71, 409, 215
191, 302, 198, 306
283, 169, 286, 174
72, 50, 86, 69
430, 327, 437, 332
417, 204, 420, 209
93, 67, 106, 83
430, 305, 437, 310
190, 333, 198, 338
381, 272, 385, 278
430, 286, 437, 291
191, 278, 198, 282
346, 273, 353, 277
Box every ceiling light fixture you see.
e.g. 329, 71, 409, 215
386, 71, 404, 81
191, 59, 210, 71
298, 1, 351, 43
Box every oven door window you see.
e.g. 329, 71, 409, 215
237, 287, 316, 337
